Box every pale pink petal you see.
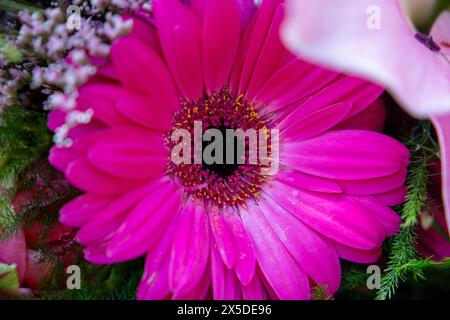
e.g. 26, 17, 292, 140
432, 114, 450, 234
281, 0, 450, 117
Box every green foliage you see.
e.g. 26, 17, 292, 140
0, 103, 51, 186
376, 121, 441, 300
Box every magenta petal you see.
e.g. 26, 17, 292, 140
280, 102, 352, 141
105, 181, 181, 261
110, 32, 179, 107
59, 193, 111, 227
337, 167, 407, 196
282, 130, 409, 180
202, 0, 241, 92
209, 208, 238, 269
169, 202, 210, 297
256, 60, 338, 113
334, 99, 386, 132
241, 203, 310, 300
245, 4, 290, 99
234, 0, 283, 94
153, 0, 204, 99
277, 169, 342, 193
223, 209, 256, 285
258, 198, 341, 294
86, 128, 167, 180
241, 272, 267, 300
269, 181, 385, 250
65, 158, 141, 195
116, 92, 175, 131
137, 218, 176, 300
211, 245, 241, 300
334, 242, 381, 264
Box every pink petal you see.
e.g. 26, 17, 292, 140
86, 128, 167, 181
115, 92, 174, 131
202, 0, 241, 92
241, 203, 310, 300
223, 209, 256, 285
110, 31, 179, 109
211, 245, 241, 300
281, 130, 410, 180
258, 198, 341, 294
209, 208, 238, 269
337, 167, 407, 196
432, 114, 450, 234
0, 231, 27, 284
268, 181, 385, 250
334, 99, 386, 132
334, 242, 381, 264
241, 272, 267, 300
65, 158, 142, 195
277, 169, 342, 193
281, 0, 450, 118
153, 0, 204, 99
59, 193, 111, 227
105, 181, 182, 262
233, 0, 283, 94
280, 102, 352, 141
169, 202, 210, 297
256, 60, 338, 113
245, 4, 291, 99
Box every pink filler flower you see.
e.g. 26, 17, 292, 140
48, 0, 409, 299
281, 0, 450, 234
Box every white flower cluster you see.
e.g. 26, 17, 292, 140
0, 0, 149, 145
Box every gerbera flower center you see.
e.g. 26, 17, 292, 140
166, 88, 273, 208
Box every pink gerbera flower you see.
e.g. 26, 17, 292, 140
48, 0, 410, 299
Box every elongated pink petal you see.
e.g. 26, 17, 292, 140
115, 92, 174, 131
110, 31, 179, 109
153, 0, 204, 99
258, 198, 341, 294
202, 0, 241, 92
282, 130, 409, 180
245, 4, 290, 99
223, 209, 256, 285
281, 0, 450, 118
241, 203, 310, 300
59, 193, 111, 227
432, 114, 450, 234
211, 244, 241, 300
280, 102, 352, 141
256, 60, 338, 112
86, 128, 167, 181
233, 0, 283, 94
277, 169, 342, 193
169, 202, 210, 297
65, 158, 142, 195
209, 208, 238, 269
269, 181, 385, 250
334, 242, 381, 264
